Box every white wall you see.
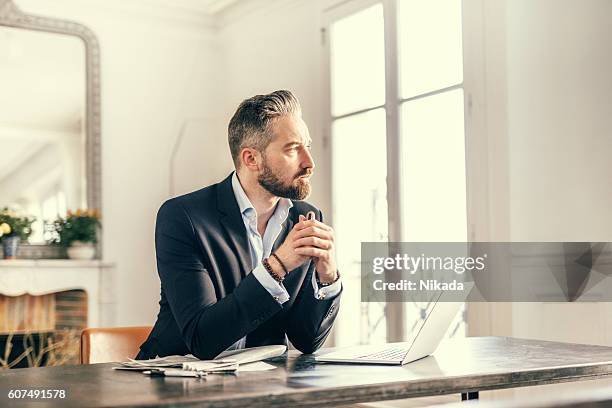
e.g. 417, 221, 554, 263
465, 0, 612, 245
506, 0, 612, 345
507, 0, 612, 242
467, 0, 612, 344
14, 0, 224, 325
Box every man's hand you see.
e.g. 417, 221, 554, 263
272, 214, 338, 283
292, 215, 337, 283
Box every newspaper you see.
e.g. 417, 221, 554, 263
113, 345, 286, 375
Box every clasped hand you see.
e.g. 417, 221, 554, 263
273, 214, 337, 284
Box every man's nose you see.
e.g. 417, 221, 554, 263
302, 148, 315, 170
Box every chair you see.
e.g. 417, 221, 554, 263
80, 326, 152, 364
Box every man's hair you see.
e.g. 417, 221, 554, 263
228, 90, 302, 169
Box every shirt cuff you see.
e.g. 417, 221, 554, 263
252, 262, 290, 304
311, 270, 342, 300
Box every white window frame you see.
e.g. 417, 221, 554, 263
322, 0, 486, 342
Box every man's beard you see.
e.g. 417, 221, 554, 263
258, 159, 312, 200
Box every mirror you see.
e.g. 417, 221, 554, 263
0, 26, 86, 243
0, 0, 101, 253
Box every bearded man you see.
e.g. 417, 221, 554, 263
136, 90, 342, 360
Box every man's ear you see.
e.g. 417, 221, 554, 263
240, 147, 262, 172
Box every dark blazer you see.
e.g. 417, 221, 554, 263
136, 174, 342, 360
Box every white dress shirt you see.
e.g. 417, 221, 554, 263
226, 172, 341, 350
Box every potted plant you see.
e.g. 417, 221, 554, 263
0, 207, 35, 259
50, 209, 101, 260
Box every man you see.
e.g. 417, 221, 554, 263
136, 90, 342, 360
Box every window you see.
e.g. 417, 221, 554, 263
332, 109, 389, 345
325, 0, 467, 345
330, 5, 386, 116
329, 4, 389, 346
398, 0, 463, 99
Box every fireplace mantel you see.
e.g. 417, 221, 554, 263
0, 260, 116, 327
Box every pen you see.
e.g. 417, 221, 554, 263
144, 369, 207, 378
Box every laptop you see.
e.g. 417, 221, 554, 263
315, 289, 465, 365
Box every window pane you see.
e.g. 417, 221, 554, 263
400, 89, 467, 241
399, 0, 463, 98
330, 4, 385, 117
332, 109, 388, 345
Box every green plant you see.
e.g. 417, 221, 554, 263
0, 207, 35, 241
49, 209, 101, 247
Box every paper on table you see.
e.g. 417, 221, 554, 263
116, 354, 199, 369
115, 345, 286, 373
182, 360, 239, 372
237, 361, 277, 372
182, 345, 286, 371
213, 345, 287, 364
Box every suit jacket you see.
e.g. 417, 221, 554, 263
136, 174, 342, 360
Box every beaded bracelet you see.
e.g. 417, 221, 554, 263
262, 257, 284, 283
316, 270, 340, 287
270, 253, 289, 275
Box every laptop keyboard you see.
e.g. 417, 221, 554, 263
358, 348, 408, 361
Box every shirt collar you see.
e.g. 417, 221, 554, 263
231, 171, 293, 220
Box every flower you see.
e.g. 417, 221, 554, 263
0, 208, 34, 241
48, 209, 101, 247
0, 223, 11, 236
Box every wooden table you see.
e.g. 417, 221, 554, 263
2, 337, 612, 407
